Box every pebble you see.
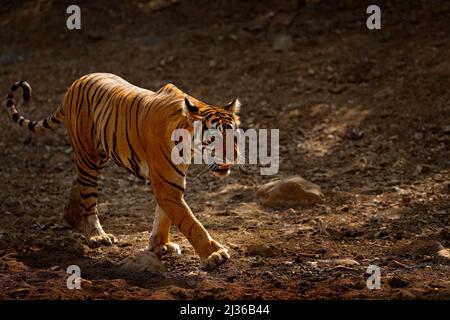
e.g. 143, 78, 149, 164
247, 244, 275, 257
434, 249, 450, 265
272, 34, 294, 52
345, 128, 365, 140
387, 275, 408, 288
48, 266, 61, 271
415, 164, 432, 174
318, 258, 360, 266
119, 250, 166, 273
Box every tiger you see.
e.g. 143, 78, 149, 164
5, 73, 241, 270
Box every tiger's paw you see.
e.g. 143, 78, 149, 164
87, 232, 118, 248
201, 242, 230, 271
149, 242, 181, 257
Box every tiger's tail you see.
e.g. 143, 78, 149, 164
6, 81, 64, 132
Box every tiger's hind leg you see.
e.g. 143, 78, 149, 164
69, 152, 117, 247
148, 204, 181, 257
64, 179, 82, 228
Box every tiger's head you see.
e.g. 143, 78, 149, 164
183, 97, 241, 177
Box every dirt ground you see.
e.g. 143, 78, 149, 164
0, 0, 449, 300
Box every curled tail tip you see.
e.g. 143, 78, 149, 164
6, 80, 61, 132
20, 81, 32, 101
9, 80, 32, 101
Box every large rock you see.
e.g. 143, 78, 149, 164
256, 176, 324, 208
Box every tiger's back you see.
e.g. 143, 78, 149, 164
64, 73, 156, 179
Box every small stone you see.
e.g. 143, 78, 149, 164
272, 34, 294, 52
327, 258, 360, 266
339, 227, 361, 238
434, 249, 450, 265
393, 158, 407, 169
387, 275, 408, 288
48, 266, 61, 271
286, 208, 297, 215
208, 59, 217, 68
374, 87, 395, 98
391, 239, 445, 257
413, 132, 424, 140
10, 288, 30, 295
119, 250, 166, 273
376, 229, 390, 238
247, 244, 275, 257
226, 242, 240, 250
345, 128, 364, 140
393, 186, 409, 195
250, 259, 265, 267
415, 164, 432, 174
262, 270, 274, 278
119, 242, 132, 248
256, 176, 324, 208
186, 279, 197, 287
306, 261, 318, 268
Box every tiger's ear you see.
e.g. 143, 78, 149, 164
182, 98, 203, 120
224, 98, 241, 114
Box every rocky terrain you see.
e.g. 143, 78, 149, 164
0, 0, 449, 299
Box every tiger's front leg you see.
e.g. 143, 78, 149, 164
151, 181, 230, 270
148, 204, 181, 256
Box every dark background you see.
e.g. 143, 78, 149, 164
0, 0, 449, 299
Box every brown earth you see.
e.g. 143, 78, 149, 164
0, 0, 449, 299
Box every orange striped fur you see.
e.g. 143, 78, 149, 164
5, 73, 241, 270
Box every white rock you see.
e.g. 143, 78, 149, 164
434, 249, 450, 265
318, 259, 360, 266
256, 176, 324, 208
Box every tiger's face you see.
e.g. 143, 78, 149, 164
184, 97, 240, 177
